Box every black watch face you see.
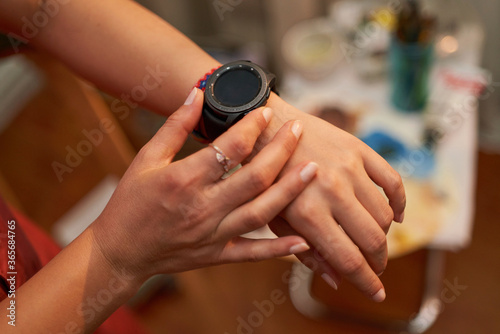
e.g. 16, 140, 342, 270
213, 68, 262, 107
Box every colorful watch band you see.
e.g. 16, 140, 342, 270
192, 66, 221, 142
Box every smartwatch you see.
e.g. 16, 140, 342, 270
197, 60, 277, 141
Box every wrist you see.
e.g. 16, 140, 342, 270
255, 93, 305, 151
88, 219, 147, 295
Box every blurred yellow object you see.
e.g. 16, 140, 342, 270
371, 7, 397, 31
387, 174, 458, 258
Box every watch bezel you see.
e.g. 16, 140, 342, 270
205, 61, 269, 114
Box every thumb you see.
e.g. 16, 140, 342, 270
146, 88, 203, 162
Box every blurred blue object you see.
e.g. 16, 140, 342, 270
361, 130, 435, 179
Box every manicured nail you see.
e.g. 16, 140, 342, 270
289, 243, 310, 254
263, 107, 273, 123
372, 288, 386, 302
395, 211, 405, 224
321, 273, 338, 290
184, 88, 197, 105
291, 120, 303, 139
300, 162, 318, 183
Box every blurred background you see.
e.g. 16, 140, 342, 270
0, 0, 499, 333
136, 0, 500, 151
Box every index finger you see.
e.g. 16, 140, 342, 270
142, 88, 203, 164
195, 107, 273, 181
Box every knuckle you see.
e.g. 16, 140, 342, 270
161, 171, 183, 190
342, 153, 360, 172
328, 174, 349, 198
387, 169, 404, 194
339, 252, 365, 277
248, 168, 274, 191
378, 205, 394, 230
246, 250, 261, 263
242, 209, 269, 231
135, 144, 152, 163
289, 198, 318, 222
229, 135, 253, 158
364, 231, 387, 256
161, 166, 190, 190
316, 173, 343, 200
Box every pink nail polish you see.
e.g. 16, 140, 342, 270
263, 107, 273, 123
291, 120, 303, 139
372, 288, 386, 302
289, 243, 310, 254
300, 162, 318, 183
184, 88, 197, 105
321, 273, 338, 290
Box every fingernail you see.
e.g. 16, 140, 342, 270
291, 120, 303, 139
184, 88, 197, 105
372, 288, 386, 302
263, 107, 273, 123
377, 270, 384, 277
321, 273, 338, 290
395, 211, 405, 223
289, 243, 310, 254
300, 162, 318, 183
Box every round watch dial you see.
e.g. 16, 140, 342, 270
213, 68, 262, 107
205, 61, 269, 114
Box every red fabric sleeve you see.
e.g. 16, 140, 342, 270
0, 198, 149, 334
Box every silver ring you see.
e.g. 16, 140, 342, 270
209, 143, 231, 173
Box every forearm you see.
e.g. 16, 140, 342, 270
0, 0, 302, 135
0, 226, 142, 333
0, 0, 220, 115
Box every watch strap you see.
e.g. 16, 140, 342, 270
192, 66, 222, 142
194, 66, 220, 91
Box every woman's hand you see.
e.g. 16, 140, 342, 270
0, 89, 317, 334
1, 0, 405, 303
90, 88, 317, 285
262, 95, 406, 302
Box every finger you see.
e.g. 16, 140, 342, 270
362, 146, 406, 223
216, 161, 318, 239
284, 202, 386, 302
354, 175, 394, 234
219, 236, 310, 264
216, 120, 303, 209
295, 248, 343, 290
332, 195, 388, 275
195, 107, 274, 180
269, 217, 342, 289
143, 88, 203, 163
316, 219, 386, 302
